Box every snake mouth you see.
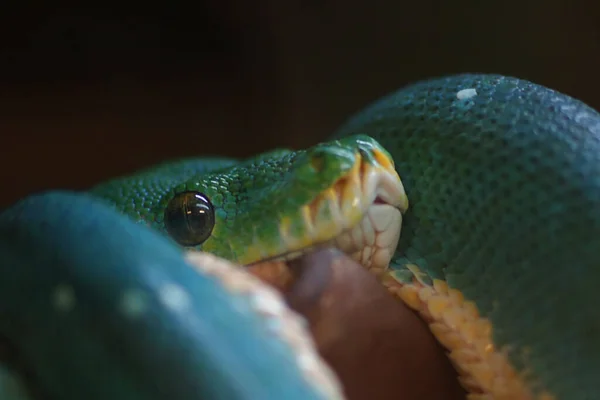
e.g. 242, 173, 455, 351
249, 148, 408, 275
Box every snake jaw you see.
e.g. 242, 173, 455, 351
329, 149, 408, 274
334, 202, 403, 275
253, 146, 408, 273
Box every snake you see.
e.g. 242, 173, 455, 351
1, 73, 600, 400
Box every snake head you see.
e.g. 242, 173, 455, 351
92, 134, 408, 273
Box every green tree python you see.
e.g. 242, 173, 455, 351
1, 74, 599, 399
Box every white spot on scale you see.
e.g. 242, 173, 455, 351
53, 284, 76, 312
456, 88, 477, 100
159, 283, 191, 312
120, 289, 149, 318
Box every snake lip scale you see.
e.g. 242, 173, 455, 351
249, 148, 409, 276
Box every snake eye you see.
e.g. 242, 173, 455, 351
164, 191, 215, 247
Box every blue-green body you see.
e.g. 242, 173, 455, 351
0, 192, 333, 400
334, 75, 600, 398
2, 74, 600, 399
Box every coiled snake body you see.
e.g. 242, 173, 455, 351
1, 74, 599, 399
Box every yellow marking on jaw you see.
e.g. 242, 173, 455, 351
340, 156, 363, 216
241, 246, 268, 266
236, 218, 292, 264
276, 215, 319, 255
279, 217, 292, 243
383, 269, 555, 400
273, 152, 369, 253
324, 188, 341, 219
372, 148, 395, 170
301, 205, 315, 238
243, 147, 402, 266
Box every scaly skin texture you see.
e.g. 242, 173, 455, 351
333, 75, 600, 399
1, 73, 600, 399
90, 135, 397, 265
0, 192, 341, 400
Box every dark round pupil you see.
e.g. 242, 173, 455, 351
164, 191, 215, 247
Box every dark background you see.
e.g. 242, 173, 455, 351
1, 2, 599, 208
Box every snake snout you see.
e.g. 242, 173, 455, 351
332, 150, 408, 274
240, 135, 408, 276
269, 141, 408, 274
